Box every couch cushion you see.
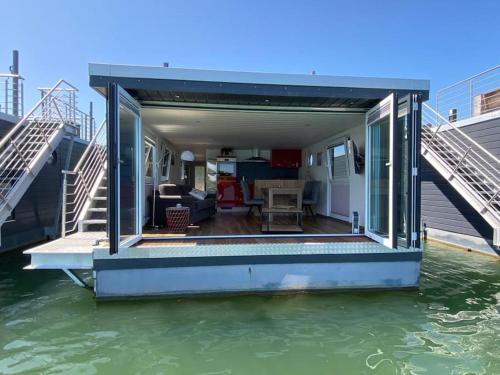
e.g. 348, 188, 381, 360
193, 198, 215, 210
159, 184, 181, 195
189, 188, 208, 201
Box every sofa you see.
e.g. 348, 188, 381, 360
148, 184, 216, 227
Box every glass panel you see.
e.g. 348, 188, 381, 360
328, 143, 348, 179
119, 105, 139, 241
161, 148, 171, 180
397, 103, 409, 246
369, 116, 390, 237
144, 143, 154, 178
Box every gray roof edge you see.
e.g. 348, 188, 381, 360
88, 63, 430, 92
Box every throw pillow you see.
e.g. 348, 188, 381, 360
189, 188, 207, 201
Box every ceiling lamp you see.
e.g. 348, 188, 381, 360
180, 150, 195, 162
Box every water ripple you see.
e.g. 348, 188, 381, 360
0, 243, 498, 374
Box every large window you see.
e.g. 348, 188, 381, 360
160, 146, 172, 181
144, 140, 155, 179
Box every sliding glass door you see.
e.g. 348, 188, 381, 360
108, 83, 142, 254
365, 93, 421, 249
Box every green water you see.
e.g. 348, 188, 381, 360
0, 243, 499, 374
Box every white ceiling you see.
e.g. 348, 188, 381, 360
142, 106, 365, 158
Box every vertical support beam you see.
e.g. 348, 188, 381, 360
469, 80, 473, 118
391, 93, 399, 249
62, 172, 67, 238
58, 137, 75, 238
89, 101, 94, 140
107, 83, 119, 255
11, 50, 19, 117
414, 94, 422, 249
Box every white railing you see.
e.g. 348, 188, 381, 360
421, 102, 500, 221
0, 73, 24, 117
38, 87, 95, 142
436, 65, 500, 123
62, 120, 107, 236
0, 80, 84, 214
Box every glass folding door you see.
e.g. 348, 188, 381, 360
365, 93, 421, 249
395, 94, 421, 249
366, 95, 394, 247
108, 83, 142, 254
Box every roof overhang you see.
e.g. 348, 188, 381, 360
89, 63, 430, 109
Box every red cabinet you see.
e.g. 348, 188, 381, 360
271, 149, 302, 168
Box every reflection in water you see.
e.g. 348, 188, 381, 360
0, 244, 499, 374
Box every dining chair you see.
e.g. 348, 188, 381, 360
241, 180, 264, 216
303, 181, 321, 216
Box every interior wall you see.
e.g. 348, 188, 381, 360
299, 122, 366, 225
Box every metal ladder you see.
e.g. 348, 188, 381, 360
421, 102, 500, 246
62, 120, 107, 237
0, 80, 86, 244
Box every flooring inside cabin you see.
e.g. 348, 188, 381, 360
140, 212, 370, 247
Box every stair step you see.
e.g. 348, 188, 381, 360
93, 196, 107, 201
81, 219, 107, 225
98, 186, 107, 190
88, 207, 107, 212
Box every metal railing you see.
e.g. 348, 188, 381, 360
0, 73, 24, 117
421, 102, 500, 222
0, 80, 82, 217
62, 120, 107, 237
436, 65, 500, 123
38, 87, 95, 142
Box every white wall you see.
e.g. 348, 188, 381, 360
299, 122, 366, 225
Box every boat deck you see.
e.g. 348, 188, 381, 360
24, 231, 105, 270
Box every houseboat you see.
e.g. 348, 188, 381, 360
23, 63, 430, 299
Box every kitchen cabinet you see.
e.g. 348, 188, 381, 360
271, 149, 302, 168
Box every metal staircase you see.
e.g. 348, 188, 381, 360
62, 120, 107, 237
0, 80, 91, 244
421, 102, 500, 246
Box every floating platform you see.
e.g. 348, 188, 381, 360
25, 233, 422, 299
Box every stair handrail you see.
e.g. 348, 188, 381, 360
62, 120, 107, 236
423, 102, 500, 165
0, 79, 77, 150
422, 102, 500, 218
0, 80, 84, 215
422, 103, 500, 191
74, 120, 106, 172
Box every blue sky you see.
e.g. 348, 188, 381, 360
1, 0, 499, 120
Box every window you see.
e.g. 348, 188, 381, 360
160, 146, 172, 181
307, 152, 314, 167
144, 141, 155, 179
327, 142, 348, 180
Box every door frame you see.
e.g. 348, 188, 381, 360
364, 93, 397, 247
108, 83, 143, 254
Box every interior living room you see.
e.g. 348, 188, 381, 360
89, 63, 428, 252
142, 105, 366, 238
